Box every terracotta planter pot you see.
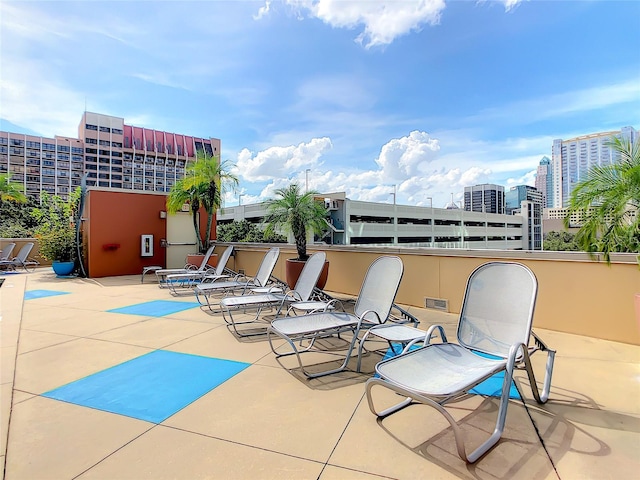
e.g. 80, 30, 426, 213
186, 253, 218, 268
285, 258, 329, 290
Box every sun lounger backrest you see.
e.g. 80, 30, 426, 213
195, 245, 216, 271
354, 256, 403, 324
292, 251, 326, 301
253, 247, 280, 287
213, 246, 234, 275
1, 243, 16, 261
457, 262, 537, 359
13, 242, 34, 263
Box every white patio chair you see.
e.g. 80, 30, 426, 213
220, 251, 327, 337
365, 262, 555, 463
267, 255, 404, 378
155, 244, 216, 287
165, 245, 235, 294
194, 247, 280, 311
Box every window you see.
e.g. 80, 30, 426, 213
112, 141, 122, 148
99, 126, 110, 133
157, 141, 163, 152
26, 141, 41, 148
112, 128, 123, 135
10, 139, 24, 146
85, 138, 97, 144
99, 140, 110, 146
71, 146, 83, 154
177, 145, 183, 156
57, 145, 70, 152
85, 124, 98, 131
42, 143, 55, 151
146, 140, 153, 150
124, 136, 131, 148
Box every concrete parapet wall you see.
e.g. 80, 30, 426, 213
219, 243, 640, 345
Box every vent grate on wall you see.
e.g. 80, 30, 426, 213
425, 297, 449, 312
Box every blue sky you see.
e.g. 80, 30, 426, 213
1, 0, 639, 208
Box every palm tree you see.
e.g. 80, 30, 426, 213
166, 177, 206, 253
565, 136, 640, 262
264, 184, 328, 260
168, 151, 238, 253
0, 172, 27, 208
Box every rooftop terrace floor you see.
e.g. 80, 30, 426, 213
1, 269, 639, 479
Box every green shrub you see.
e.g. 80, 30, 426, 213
38, 228, 76, 262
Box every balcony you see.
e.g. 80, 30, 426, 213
0, 242, 637, 479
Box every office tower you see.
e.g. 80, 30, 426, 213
0, 111, 220, 201
535, 156, 553, 208
505, 185, 543, 215
551, 126, 638, 208
463, 184, 505, 214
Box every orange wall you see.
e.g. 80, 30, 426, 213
84, 189, 218, 277
85, 190, 168, 277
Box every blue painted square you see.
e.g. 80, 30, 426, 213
107, 300, 200, 317
24, 289, 70, 300
380, 345, 520, 399
43, 350, 250, 423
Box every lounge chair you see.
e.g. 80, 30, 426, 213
194, 247, 280, 311
155, 245, 216, 287
0, 243, 16, 262
220, 251, 327, 337
164, 245, 235, 295
0, 242, 39, 272
267, 255, 404, 378
365, 262, 555, 463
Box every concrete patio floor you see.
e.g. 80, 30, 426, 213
1, 268, 639, 479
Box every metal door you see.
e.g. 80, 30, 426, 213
165, 212, 198, 268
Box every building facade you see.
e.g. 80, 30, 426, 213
0, 112, 220, 201
550, 126, 637, 208
463, 184, 505, 214
218, 192, 540, 250
505, 185, 543, 215
535, 156, 552, 208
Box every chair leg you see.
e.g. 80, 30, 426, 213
366, 343, 529, 464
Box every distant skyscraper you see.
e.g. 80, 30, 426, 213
505, 185, 543, 250
505, 185, 543, 215
464, 184, 505, 214
535, 156, 553, 208
0, 111, 220, 201
550, 126, 638, 208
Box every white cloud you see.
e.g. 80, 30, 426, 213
235, 129, 553, 208
375, 130, 440, 179
260, 0, 446, 48
236, 137, 333, 182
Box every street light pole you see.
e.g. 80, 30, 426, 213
238, 194, 244, 206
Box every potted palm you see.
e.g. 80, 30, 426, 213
167, 151, 238, 264
264, 184, 329, 288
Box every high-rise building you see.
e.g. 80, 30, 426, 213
505, 185, 543, 250
0, 112, 220, 201
505, 185, 543, 215
550, 126, 637, 208
463, 184, 505, 214
535, 156, 553, 208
